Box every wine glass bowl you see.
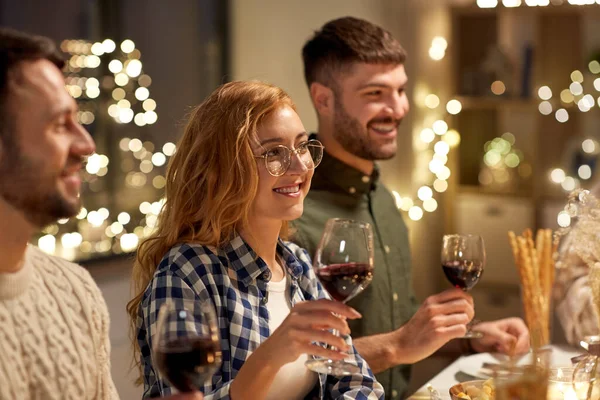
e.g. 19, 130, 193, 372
441, 234, 486, 339
153, 299, 222, 393
305, 218, 374, 376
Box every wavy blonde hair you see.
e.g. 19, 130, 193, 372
127, 81, 296, 380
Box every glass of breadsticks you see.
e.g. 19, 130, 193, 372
508, 228, 557, 349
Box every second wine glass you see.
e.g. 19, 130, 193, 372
153, 299, 222, 394
441, 234, 486, 339
305, 218, 375, 376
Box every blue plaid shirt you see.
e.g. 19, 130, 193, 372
136, 233, 385, 399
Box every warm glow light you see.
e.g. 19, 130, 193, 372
38, 235, 56, 255
582, 139, 597, 154
432, 120, 448, 135
571, 70, 584, 83
399, 197, 413, 212
139, 201, 152, 214
434, 141, 450, 155
86, 87, 100, 99
118, 212, 131, 225
134, 113, 146, 127
437, 166, 451, 180
491, 81, 506, 95
117, 99, 131, 109
151, 152, 167, 167
85, 77, 99, 88
112, 88, 125, 100
557, 211, 571, 227
108, 59, 122, 73
423, 198, 438, 212
424, 94, 440, 109
129, 138, 143, 152
432, 37, 448, 50
140, 160, 153, 173
91, 42, 104, 56
143, 99, 157, 111
503, 0, 522, 6
570, 82, 583, 96
153, 175, 167, 189
446, 99, 462, 115
126, 59, 143, 77
505, 153, 520, 168
144, 111, 158, 124
115, 73, 129, 86
420, 128, 435, 143
118, 108, 134, 124
417, 186, 433, 201
135, 87, 149, 101
578, 165, 592, 180
477, 0, 499, 7
61, 232, 83, 249
138, 74, 152, 87
561, 89, 575, 103
121, 233, 139, 252
550, 168, 566, 183
429, 159, 444, 174
110, 222, 124, 235
589, 60, 600, 74
162, 142, 176, 156
121, 39, 135, 53
433, 179, 448, 193
408, 206, 424, 221
539, 101, 553, 115
561, 176, 576, 191
86, 154, 101, 174
102, 39, 116, 53
428, 47, 445, 61
443, 129, 461, 147
555, 108, 569, 123
538, 86, 552, 100
119, 138, 131, 152
76, 207, 88, 220
595, 78, 600, 92
392, 191, 402, 209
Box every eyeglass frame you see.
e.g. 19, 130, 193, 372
254, 139, 325, 177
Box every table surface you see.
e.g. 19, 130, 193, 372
406, 345, 583, 399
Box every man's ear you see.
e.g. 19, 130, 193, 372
309, 82, 335, 118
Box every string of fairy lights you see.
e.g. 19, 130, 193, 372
36, 38, 172, 260
391, 37, 462, 221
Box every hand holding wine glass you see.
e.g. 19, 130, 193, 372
441, 234, 486, 339
153, 299, 222, 394
305, 218, 374, 376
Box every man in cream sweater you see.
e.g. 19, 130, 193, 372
0, 28, 201, 400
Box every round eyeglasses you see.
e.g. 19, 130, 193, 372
255, 139, 324, 177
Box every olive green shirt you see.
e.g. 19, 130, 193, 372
292, 148, 418, 399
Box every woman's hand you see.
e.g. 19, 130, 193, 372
260, 298, 362, 368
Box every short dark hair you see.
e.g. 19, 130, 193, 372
302, 16, 406, 89
0, 27, 65, 140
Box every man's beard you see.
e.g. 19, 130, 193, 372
0, 138, 81, 228
332, 96, 399, 161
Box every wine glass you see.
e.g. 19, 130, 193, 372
441, 234, 486, 339
305, 218, 375, 376
153, 299, 222, 393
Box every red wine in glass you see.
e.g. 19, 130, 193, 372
155, 337, 222, 393
315, 262, 374, 303
306, 218, 374, 376
442, 260, 484, 291
154, 300, 221, 392
441, 234, 486, 339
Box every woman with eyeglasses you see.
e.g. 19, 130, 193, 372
127, 81, 384, 400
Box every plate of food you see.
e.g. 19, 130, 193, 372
449, 379, 495, 400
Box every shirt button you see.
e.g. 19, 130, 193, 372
348, 186, 356, 194
392, 390, 398, 398
361, 175, 370, 183
384, 245, 391, 254
393, 293, 399, 301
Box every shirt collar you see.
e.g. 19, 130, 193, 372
309, 133, 380, 196
222, 233, 304, 286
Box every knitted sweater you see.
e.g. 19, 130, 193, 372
0, 245, 118, 400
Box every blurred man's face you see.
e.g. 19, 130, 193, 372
331, 63, 409, 160
0, 59, 95, 228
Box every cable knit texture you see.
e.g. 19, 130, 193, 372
0, 245, 119, 400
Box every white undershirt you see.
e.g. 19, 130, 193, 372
264, 273, 318, 400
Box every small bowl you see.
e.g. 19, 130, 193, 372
449, 380, 488, 400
